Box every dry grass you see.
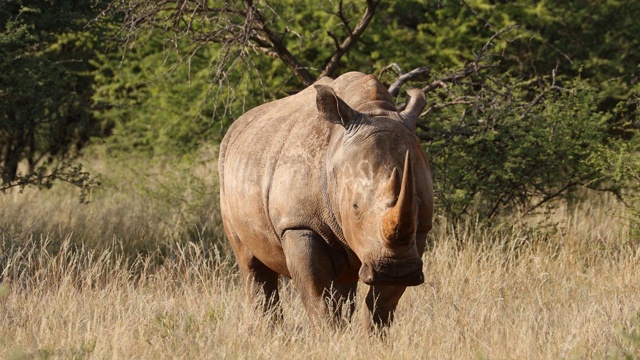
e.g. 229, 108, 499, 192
1, 157, 640, 359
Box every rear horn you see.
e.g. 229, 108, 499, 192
399, 88, 426, 130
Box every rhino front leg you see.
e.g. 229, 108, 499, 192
281, 229, 356, 326
361, 285, 407, 331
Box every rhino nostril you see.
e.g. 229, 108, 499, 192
358, 263, 376, 285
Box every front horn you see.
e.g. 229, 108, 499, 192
381, 151, 416, 244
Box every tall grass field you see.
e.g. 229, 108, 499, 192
1, 151, 639, 359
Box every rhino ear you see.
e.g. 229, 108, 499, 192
315, 84, 360, 128
399, 88, 426, 130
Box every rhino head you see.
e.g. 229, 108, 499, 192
315, 82, 428, 287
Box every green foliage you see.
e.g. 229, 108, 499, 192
589, 134, 640, 240
348, 0, 640, 119
422, 75, 620, 219
4, 0, 640, 223
92, 0, 640, 221
350, 0, 640, 219
93, 38, 209, 155
91, 34, 280, 155
0, 0, 109, 194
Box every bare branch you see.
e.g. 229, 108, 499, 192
319, 0, 381, 79
420, 25, 517, 94
421, 99, 475, 118
480, 25, 519, 55
243, 0, 315, 85
523, 181, 581, 217
247, 42, 279, 58
327, 31, 341, 49
460, 0, 495, 31
387, 66, 430, 97
421, 64, 492, 93
378, 63, 402, 79
108, 0, 318, 85
334, 0, 354, 35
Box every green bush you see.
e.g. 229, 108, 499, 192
4, 0, 640, 227
0, 0, 110, 194
420, 75, 628, 220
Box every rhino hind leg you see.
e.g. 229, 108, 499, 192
244, 257, 282, 321
227, 231, 282, 322
281, 229, 356, 326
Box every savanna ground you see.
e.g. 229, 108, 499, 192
1, 151, 640, 359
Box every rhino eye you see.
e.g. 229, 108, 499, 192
352, 203, 362, 220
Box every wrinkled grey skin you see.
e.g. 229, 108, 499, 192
218, 72, 433, 330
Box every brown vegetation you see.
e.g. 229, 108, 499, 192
1, 158, 639, 359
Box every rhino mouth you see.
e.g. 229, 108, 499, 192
358, 257, 424, 286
